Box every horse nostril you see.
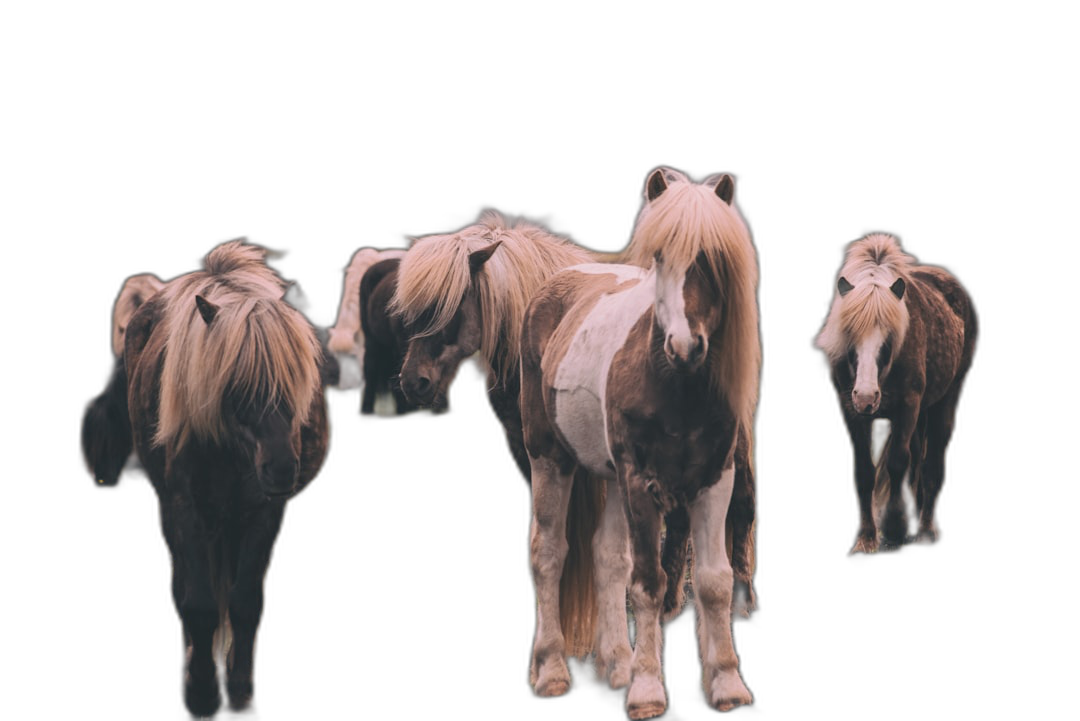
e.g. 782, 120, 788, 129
691, 334, 705, 360
416, 376, 432, 395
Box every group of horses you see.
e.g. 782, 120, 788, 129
81, 167, 976, 718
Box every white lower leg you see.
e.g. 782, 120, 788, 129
593, 478, 632, 688
690, 469, 752, 711
529, 457, 573, 695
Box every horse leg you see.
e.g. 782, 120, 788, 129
622, 470, 667, 720
909, 413, 928, 520
360, 341, 380, 414
916, 391, 959, 542
225, 504, 285, 710
660, 506, 690, 618
528, 455, 575, 696
842, 414, 877, 553
593, 476, 632, 688
690, 466, 752, 711
881, 406, 919, 548
164, 496, 222, 717
728, 427, 756, 614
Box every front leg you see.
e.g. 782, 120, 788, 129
842, 413, 877, 553
620, 463, 668, 720
880, 403, 920, 548
689, 466, 752, 711
225, 503, 285, 710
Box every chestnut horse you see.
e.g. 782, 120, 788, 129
81, 241, 330, 716
817, 233, 976, 552
519, 169, 759, 718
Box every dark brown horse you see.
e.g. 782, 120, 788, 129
358, 257, 425, 414
519, 169, 759, 718
817, 233, 976, 552
81, 241, 330, 716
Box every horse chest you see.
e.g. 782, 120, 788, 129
548, 276, 654, 477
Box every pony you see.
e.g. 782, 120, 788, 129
391, 210, 596, 478
327, 247, 406, 390
518, 168, 759, 718
111, 273, 165, 357
817, 233, 976, 552
80, 241, 330, 716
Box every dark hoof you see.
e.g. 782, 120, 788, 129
227, 679, 253, 711
184, 675, 221, 718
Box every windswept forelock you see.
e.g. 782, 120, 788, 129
392, 210, 595, 382
155, 241, 321, 449
624, 171, 761, 428
817, 233, 914, 360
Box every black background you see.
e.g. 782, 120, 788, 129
50, 101, 1028, 721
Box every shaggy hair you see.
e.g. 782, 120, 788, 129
327, 247, 406, 356
392, 211, 595, 383
155, 241, 321, 449
622, 169, 761, 430
816, 233, 914, 362
112, 273, 165, 356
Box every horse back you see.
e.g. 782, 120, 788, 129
904, 266, 976, 406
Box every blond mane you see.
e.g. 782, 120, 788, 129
816, 233, 914, 361
623, 169, 761, 429
392, 211, 595, 383
155, 240, 321, 449
112, 273, 165, 357
327, 247, 406, 355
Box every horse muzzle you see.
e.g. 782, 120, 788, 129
851, 389, 881, 415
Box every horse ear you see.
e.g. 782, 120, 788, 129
890, 277, 906, 300
280, 280, 302, 308
646, 169, 668, 201
837, 277, 854, 297
714, 174, 735, 204
469, 240, 503, 273
195, 295, 219, 326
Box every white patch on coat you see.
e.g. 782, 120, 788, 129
552, 266, 653, 476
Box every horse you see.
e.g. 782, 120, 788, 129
327, 247, 406, 389
358, 257, 426, 414
816, 233, 976, 552
80, 241, 330, 716
111, 273, 165, 357
391, 210, 596, 479
519, 168, 759, 718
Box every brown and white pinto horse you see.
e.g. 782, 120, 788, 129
817, 234, 976, 552
520, 169, 760, 718
81, 241, 330, 716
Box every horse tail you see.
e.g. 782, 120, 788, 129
872, 431, 893, 520
81, 356, 133, 486
559, 466, 604, 658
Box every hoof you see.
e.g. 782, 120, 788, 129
597, 646, 633, 689
850, 534, 878, 554
184, 676, 221, 718
627, 674, 666, 720
532, 655, 571, 697
732, 579, 756, 619
707, 668, 752, 712
881, 511, 909, 548
914, 525, 939, 544
227, 678, 253, 711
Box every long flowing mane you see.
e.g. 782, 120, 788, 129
622, 170, 761, 429
816, 233, 914, 361
112, 273, 165, 356
392, 210, 595, 383
327, 247, 406, 355
155, 241, 321, 449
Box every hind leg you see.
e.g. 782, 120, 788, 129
876, 403, 920, 548
916, 393, 959, 542
225, 504, 285, 710
360, 341, 382, 414
528, 455, 575, 697
594, 477, 632, 688
690, 466, 752, 711
728, 428, 756, 614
